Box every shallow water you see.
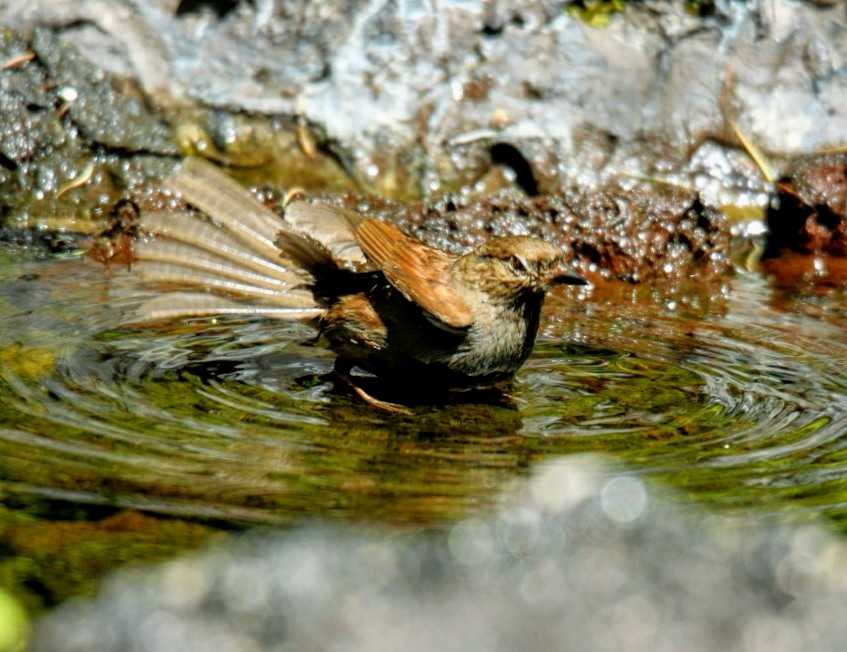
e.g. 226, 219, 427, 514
2, 246, 847, 608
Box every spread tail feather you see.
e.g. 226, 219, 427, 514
135, 262, 315, 307
134, 238, 304, 292
141, 210, 305, 284
165, 157, 370, 275
133, 293, 324, 323
166, 157, 283, 261
280, 201, 368, 271
126, 158, 344, 325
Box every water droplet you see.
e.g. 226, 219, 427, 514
58, 86, 78, 103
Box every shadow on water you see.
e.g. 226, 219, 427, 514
3, 248, 847, 609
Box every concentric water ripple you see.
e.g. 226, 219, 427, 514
2, 250, 847, 529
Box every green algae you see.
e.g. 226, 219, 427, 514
0, 506, 218, 615
565, 1, 715, 27
0, 345, 55, 381
566, 0, 626, 28
0, 588, 28, 652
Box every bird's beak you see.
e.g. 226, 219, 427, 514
548, 267, 587, 286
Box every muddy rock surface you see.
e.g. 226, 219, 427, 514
2, 0, 845, 275
402, 183, 730, 282
0, 29, 176, 250
3, 1, 845, 202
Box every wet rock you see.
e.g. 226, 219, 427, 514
30, 29, 176, 156
0, 32, 55, 166
2, 0, 843, 205
0, 28, 178, 239
757, 152, 847, 285
765, 153, 847, 258
356, 182, 731, 282
2, 0, 841, 268
32, 456, 847, 652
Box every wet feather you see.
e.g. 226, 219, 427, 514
135, 262, 315, 307
135, 292, 324, 323
141, 211, 305, 284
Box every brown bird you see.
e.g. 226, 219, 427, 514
129, 158, 586, 411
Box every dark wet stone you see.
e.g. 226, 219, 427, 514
765, 153, 847, 258
31, 457, 847, 652
0, 32, 58, 166
30, 29, 176, 156
0, 28, 182, 247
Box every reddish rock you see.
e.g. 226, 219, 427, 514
765, 153, 847, 259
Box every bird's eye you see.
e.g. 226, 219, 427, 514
507, 256, 530, 275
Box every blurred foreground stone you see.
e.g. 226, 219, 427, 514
33, 456, 847, 652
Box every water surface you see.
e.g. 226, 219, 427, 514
1, 247, 847, 609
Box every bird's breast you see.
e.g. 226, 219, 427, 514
446, 294, 543, 379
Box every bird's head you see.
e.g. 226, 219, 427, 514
455, 236, 586, 302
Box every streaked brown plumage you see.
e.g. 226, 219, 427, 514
127, 158, 586, 404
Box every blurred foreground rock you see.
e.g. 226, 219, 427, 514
33, 456, 847, 652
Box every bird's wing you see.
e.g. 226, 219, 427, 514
353, 219, 474, 330
278, 201, 371, 273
